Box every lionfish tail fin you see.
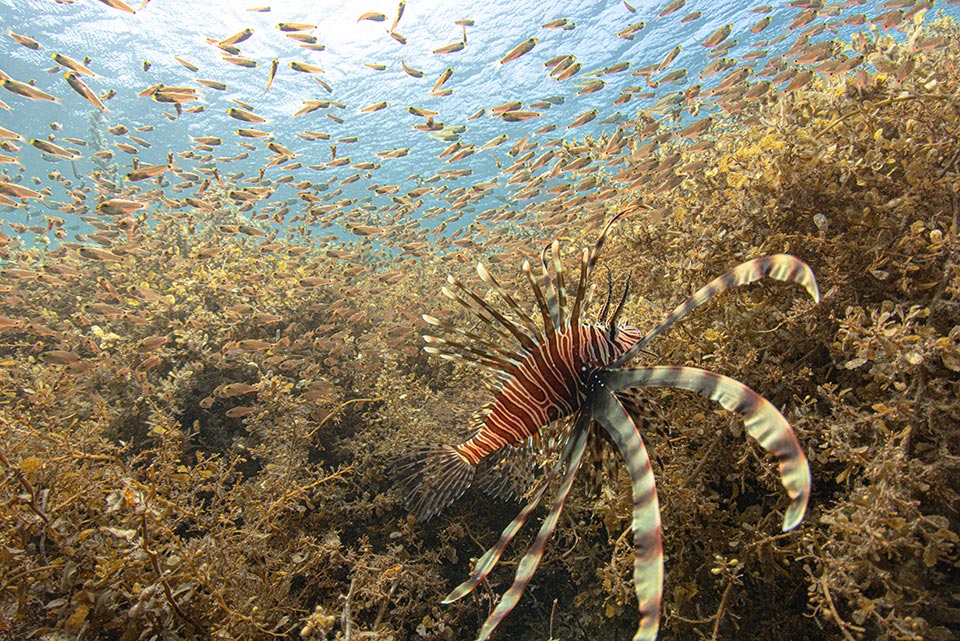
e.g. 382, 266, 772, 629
398, 444, 476, 522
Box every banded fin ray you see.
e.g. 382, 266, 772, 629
571, 207, 637, 327
476, 262, 545, 344
422, 313, 524, 379
548, 240, 569, 328
539, 241, 564, 331
422, 334, 520, 378
612, 254, 820, 368
568, 247, 592, 329
471, 425, 590, 641
476, 419, 572, 501
574, 207, 638, 326
606, 271, 632, 327
475, 441, 537, 501
597, 267, 615, 324
522, 259, 556, 336
444, 414, 588, 605
568, 210, 635, 326
603, 365, 811, 531
423, 313, 525, 365
585, 209, 632, 279
444, 274, 539, 355
591, 385, 664, 641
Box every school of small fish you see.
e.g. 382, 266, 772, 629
1, 0, 946, 247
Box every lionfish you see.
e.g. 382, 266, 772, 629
400, 209, 816, 641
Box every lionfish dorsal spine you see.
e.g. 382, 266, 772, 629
442, 275, 538, 355
597, 268, 613, 323
606, 270, 632, 328
422, 313, 523, 367
538, 241, 564, 330
551, 240, 569, 327
574, 208, 635, 328
568, 246, 591, 328
422, 335, 519, 377
522, 259, 556, 336
476, 262, 545, 344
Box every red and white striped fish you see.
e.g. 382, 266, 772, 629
400, 208, 817, 641
402, 211, 642, 519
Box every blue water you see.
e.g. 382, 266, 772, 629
0, 0, 954, 242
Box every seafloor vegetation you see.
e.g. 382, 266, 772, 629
2, 18, 959, 641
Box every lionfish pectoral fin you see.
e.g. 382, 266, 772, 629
615, 389, 665, 431
613, 254, 820, 368
398, 444, 476, 522
441, 475, 551, 605
604, 366, 812, 532
470, 426, 590, 641
442, 478, 550, 605
443, 418, 587, 605
591, 387, 663, 641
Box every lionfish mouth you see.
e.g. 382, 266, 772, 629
401, 207, 818, 641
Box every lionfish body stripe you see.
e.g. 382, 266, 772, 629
455, 323, 642, 465
401, 209, 818, 641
